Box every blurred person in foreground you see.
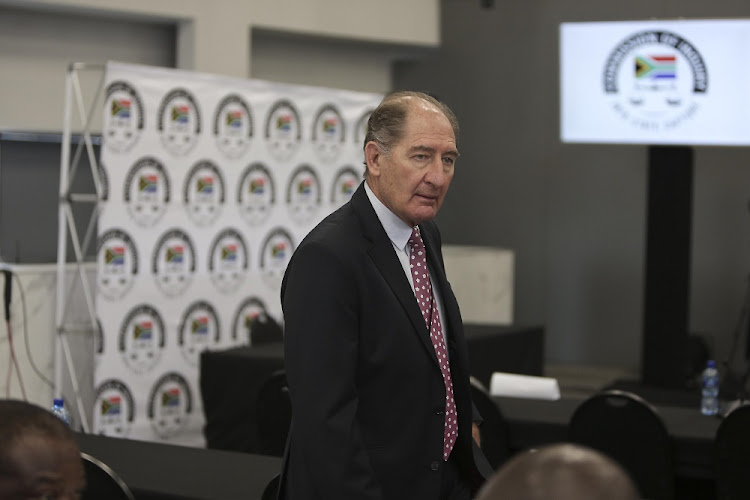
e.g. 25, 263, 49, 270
476, 443, 640, 500
0, 399, 85, 500
278, 91, 491, 500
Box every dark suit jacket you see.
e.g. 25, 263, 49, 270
279, 182, 489, 500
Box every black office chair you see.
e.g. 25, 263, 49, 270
568, 389, 675, 500
80, 452, 135, 500
262, 473, 281, 500
715, 403, 750, 500
257, 369, 292, 457
469, 376, 511, 470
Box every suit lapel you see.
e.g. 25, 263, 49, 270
350, 183, 440, 366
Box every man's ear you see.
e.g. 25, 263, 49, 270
364, 141, 381, 177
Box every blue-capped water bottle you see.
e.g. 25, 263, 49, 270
700, 360, 720, 416
51, 398, 70, 425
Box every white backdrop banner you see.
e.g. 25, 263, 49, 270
94, 61, 382, 445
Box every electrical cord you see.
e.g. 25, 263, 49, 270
5, 319, 27, 400
1, 268, 55, 399
13, 271, 54, 389
3, 269, 27, 400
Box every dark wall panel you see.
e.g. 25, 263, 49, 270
0, 135, 98, 263
394, 0, 750, 373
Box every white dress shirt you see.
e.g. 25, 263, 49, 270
364, 181, 450, 349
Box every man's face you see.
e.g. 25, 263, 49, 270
366, 100, 457, 227
0, 435, 85, 499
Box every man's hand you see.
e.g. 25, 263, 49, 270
472, 422, 481, 447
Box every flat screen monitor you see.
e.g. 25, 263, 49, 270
560, 19, 750, 145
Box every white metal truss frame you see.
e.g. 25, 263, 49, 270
55, 62, 107, 432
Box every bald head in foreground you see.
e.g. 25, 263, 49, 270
476, 443, 640, 500
0, 399, 85, 500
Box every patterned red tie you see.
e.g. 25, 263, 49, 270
408, 226, 457, 461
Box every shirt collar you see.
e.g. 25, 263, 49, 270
364, 181, 413, 252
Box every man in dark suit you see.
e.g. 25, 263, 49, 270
279, 91, 490, 499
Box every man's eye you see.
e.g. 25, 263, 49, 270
443, 157, 455, 165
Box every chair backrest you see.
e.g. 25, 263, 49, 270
80, 452, 135, 500
568, 389, 675, 500
249, 314, 284, 345
262, 472, 281, 500
469, 376, 512, 469
715, 403, 750, 500
257, 369, 292, 457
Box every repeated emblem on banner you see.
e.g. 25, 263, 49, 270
213, 94, 253, 159
104, 81, 144, 153
94, 379, 135, 438
95, 61, 381, 445
158, 88, 201, 156
237, 162, 276, 226
232, 296, 269, 344
184, 160, 225, 226
147, 372, 193, 439
123, 157, 170, 227
286, 164, 322, 225
312, 104, 345, 164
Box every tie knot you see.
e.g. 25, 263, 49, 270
408, 226, 423, 249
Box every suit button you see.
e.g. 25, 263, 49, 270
436, 410, 444, 415
430, 461, 440, 471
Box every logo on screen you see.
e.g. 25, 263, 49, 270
603, 30, 707, 132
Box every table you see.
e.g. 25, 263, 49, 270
494, 395, 721, 480
75, 433, 281, 500
200, 325, 544, 453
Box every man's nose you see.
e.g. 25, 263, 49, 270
425, 159, 448, 186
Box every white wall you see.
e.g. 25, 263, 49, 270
250, 30, 413, 95
0, 0, 439, 132
0, 264, 95, 415
0, 5, 175, 132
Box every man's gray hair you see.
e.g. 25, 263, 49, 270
363, 91, 459, 176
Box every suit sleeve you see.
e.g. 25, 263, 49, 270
282, 239, 383, 500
